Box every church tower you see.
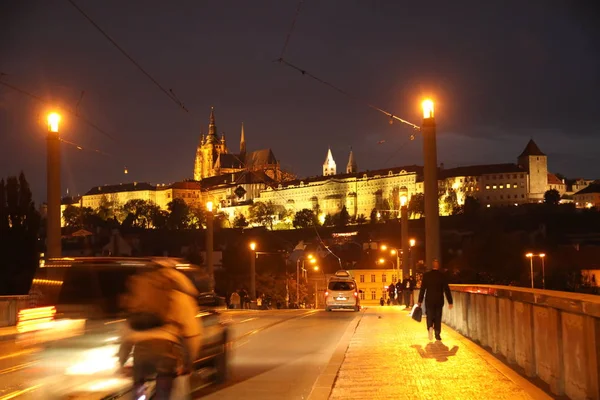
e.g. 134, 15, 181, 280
517, 139, 548, 202
240, 123, 246, 157
193, 107, 227, 180
323, 147, 336, 176
346, 148, 357, 174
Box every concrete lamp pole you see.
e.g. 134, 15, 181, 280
400, 194, 409, 280
540, 253, 546, 289
205, 201, 214, 292
422, 99, 440, 270
249, 242, 257, 301
409, 238, 416, 276
46, 112, 62, 259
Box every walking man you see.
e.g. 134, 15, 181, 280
417, 259, 453, 341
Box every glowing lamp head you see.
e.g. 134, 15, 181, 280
526, 253, 533, 258
308, 254, 314, 259
391, 249, 397, 255
380, 244, 388, 251
400, 195, 408, 207
378, 258, 385, 264
539, 253, 546, 258
409, 238, 416, 247
422, 99, 434, 119
48, 112, 61, 133
249, 242, 256, 251
206, 201, 213, 212
313, 266, 319, 271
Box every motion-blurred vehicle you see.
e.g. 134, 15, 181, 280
325, 270, 361, 312
20, 257, 229, 399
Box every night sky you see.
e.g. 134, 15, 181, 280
2, 0, 599, 204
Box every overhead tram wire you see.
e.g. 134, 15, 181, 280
66, 0, 188, 113
0, 77, 118, 143
276, 58, 421, 131
279, 0, 305, 60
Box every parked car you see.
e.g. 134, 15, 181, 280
22, 257, 229, 398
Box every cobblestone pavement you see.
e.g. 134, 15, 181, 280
329, 307, 536, 400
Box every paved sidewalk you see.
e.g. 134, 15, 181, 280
329, 307, 549, 400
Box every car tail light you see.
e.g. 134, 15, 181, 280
354, 292, 358, 297
17, 306, 56, 333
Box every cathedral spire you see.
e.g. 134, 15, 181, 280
206, 107, 218, 143
346, 147, 357, 174
240, 123, 246, 155
323, 147, 337, 176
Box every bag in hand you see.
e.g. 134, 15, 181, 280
411, 305, 423, 322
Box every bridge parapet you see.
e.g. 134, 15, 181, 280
441, 285, 600, 400
0, 296, 29, 328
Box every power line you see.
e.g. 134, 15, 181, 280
0, 77, 119, 142
279, 0, 305, 60
65, 0, 188, 112
59, 138, 112, 157
277, 58, 421, 131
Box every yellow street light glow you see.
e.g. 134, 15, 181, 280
313, 266, 319, 271
525, 253, 533, 258
422, 99, 434, 119
249, 242, 256, 251
206, 201, 213, 212
400, 195, 408, 207
48, 112, 61, 133
539, 253, 546, 258
409, 239, 416, 247
308, 254, 314, 259
390, 249, 397, 255
380, 244, 387, 251
310, 258, 316, 264
378, 258, 385, 264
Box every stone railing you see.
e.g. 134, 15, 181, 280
0, 296, 30, 327
439, 285, 600, 400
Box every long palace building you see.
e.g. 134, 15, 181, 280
62, 108, 595, 227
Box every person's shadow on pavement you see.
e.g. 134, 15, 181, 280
411, 342, 459, 362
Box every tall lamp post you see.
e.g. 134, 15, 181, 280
205, 201, 214, 292
47, 112, 62, 259
249, 242, 257, 301
296, 254, 315, 306
409, 238, 416, 276
525, 253, 534, 288
400, 194, 409, 280
422, 99, 440, 269
540, 253, 546, 289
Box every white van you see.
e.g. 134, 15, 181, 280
325, 270, 361, 312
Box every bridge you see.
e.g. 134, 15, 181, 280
0, 287, 598, 399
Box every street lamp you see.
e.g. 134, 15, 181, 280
525, 253, 534, 288
249, 241, 256, 300
380, 244, 388, 251
46, 112, 62, 258
540, 253, 546, 289
205, 201, 214, 292
409, 238, 416, 276
400, 194, 409, 281
422, 99, 440, 270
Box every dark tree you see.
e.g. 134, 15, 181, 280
337, 206, 350, 227
323, 214, 335, 227
96, 195, 115, 220
544, 189, 561, 206
0, 173, 41, 294
293, 208, 316, 228
369, 208, 378, 223
249, 201, 275, 229
463, 196, 481, 216
122, 199, 159, 228
188, 205, 206, 229
167, 198, 191, 229
62, 205, 82, 228
408, 193, 425, 218
233, 214, 249, 228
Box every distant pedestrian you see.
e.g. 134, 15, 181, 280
229, 292, 241, 309
408, 276, 416, 307
418, 259, 453, 341
238, 288, 248, 309
387, 282, 396, 304
379, 297, 385, 306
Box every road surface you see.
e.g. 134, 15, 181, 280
0, 309, 359, 399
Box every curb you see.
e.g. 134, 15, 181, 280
307, 311, 364, 400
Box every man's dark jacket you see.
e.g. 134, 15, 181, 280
418, 269, 453, 306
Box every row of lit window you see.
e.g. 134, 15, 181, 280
488, 174, 525, 180
486, 194, 526, 200
485, 183, 524, 190
359, 274, 399, 283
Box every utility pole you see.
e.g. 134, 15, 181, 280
206, 202, 214, 292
